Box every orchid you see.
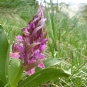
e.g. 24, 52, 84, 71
10, 3, 47, 75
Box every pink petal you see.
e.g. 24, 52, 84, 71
10, 52, 20, 58
33, 50, 46, 60
42, 38, 48, 44
26, 68, 35, 75
40, 44, 46, 52
38, 62, 45, 69
16, 35, 23, 42
36, 53, 46, 59
27, 23, 31, 30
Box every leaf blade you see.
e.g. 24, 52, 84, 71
17, 68, 70, 87
8, 59, 23, 87
0, 25, 9, 84
0, 80, 4, 87
44, 58, 62, 68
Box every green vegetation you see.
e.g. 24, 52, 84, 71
0, 0, 87, 87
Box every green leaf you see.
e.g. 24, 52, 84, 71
44, 58, 62, 68
0, 80, 4, 87
8, 59, 23, 87
0, 25, 9, 84
17, 68, 70, 87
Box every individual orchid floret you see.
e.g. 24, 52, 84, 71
10, 3, 47, 75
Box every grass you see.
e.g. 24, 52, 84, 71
45, 3, 87, 87
0, 0, 87, 87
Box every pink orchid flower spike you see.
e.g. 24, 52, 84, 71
10, 3, 47, 75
